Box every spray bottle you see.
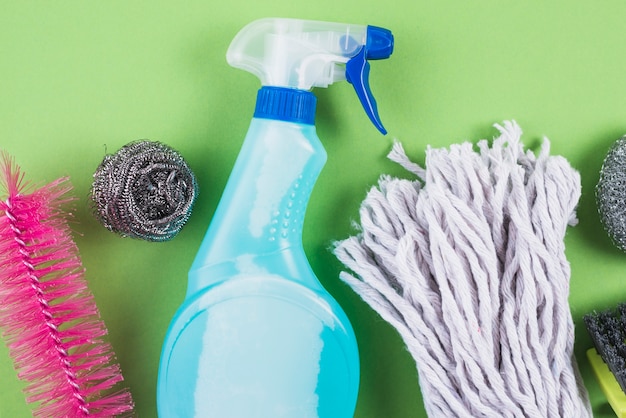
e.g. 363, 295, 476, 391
157, 18, 393, 417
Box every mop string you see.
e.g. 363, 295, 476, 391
335, 121, 592, 417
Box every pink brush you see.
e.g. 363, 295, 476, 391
0, 153, 133, 417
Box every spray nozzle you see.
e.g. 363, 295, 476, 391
227, 18, 394, 134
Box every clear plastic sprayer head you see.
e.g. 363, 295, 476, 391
227, 18, 394, 134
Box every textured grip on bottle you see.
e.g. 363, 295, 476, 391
254, 87, 317, 125
268, 173, 315, 243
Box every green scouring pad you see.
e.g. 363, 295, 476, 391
584, 304, 626, 417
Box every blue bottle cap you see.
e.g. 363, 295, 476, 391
254, 86, 317, 125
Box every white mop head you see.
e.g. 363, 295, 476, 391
334, 121, 591, 417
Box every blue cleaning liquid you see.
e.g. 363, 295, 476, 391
157, 88, 360, 418
160, 277, 356, 417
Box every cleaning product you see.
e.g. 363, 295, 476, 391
157, 18, 393, 417
584, 304, 626, 417
334, 121, 592, 417
0, 153, 133, 417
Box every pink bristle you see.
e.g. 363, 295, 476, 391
0, 153, 134, 417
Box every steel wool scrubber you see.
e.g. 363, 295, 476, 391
91, 140, 198, 242
596, 136, 626, 251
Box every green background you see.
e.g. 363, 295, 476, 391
0, 1, 625, 417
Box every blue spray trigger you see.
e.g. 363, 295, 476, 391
346, 50, 386, 134
345, 25, 393, 135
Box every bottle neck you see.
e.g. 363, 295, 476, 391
187, 89, 325, 296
